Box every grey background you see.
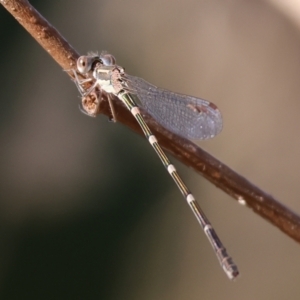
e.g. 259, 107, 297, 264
1, 0, 300, 299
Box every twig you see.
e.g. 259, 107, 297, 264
2, 0, 300, 243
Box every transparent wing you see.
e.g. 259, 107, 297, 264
125, 75, 223, 140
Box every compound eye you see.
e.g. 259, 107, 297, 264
77, 56, 93, 74
100, 53, 116, 66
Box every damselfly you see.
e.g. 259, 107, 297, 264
71, 52, 239, 280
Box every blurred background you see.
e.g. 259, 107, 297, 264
1, 0, 300, 299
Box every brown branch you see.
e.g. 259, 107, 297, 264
2, 0, 300, 243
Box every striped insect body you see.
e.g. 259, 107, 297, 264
71, 52, 239, 280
